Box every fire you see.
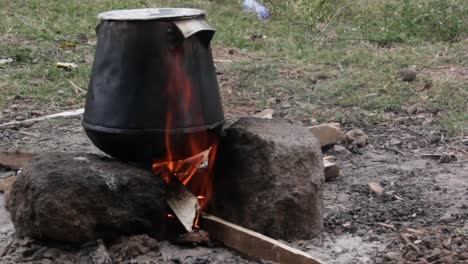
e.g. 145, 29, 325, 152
152, 48, 218, 219
152, 147, 217, 210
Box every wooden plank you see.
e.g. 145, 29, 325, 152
167, 179, 200, 232
0, 151, 37, 170
202, 214, 324, 264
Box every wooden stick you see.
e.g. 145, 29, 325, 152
400, 234, 422, 255
0, 108, 84, 128
202, 213, 324, 264
68, 80, 86, 95
420, 153, 456, 160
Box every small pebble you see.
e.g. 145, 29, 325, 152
384, 251, 400, 261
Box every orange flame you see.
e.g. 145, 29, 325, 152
152, 49, 217, 214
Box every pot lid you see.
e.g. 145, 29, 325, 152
97, 8, 206, 21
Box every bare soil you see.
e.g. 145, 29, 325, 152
0, 108, 467, 263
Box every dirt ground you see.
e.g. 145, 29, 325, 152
1, 0, 467, 262
0, 106, 467, 263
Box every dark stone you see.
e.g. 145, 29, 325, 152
397, 69, 417, 82
6, 152, 167, 243
211, 118, 324, 240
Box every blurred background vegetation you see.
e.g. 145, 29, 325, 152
0, 0, 467, 135
293, 0, 467, 44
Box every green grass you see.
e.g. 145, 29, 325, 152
292, 0, 468, 44
0, 0, 467, 136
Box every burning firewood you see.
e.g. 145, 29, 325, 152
154, 148, 215, 233
166, 178, 201, 233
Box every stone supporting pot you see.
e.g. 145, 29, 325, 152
211, 118, 324, 240
6, 152, 167, 243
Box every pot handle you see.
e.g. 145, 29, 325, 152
173, 18, 215, 44
95, 23, 101, 35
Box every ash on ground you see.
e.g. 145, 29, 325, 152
0, 114, 467, 263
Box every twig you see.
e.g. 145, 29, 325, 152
380, 147, 405, 156
377, 223, 396, 230
448, 146, 468, 158
401, 234, 422, 255
68, 80, 86, 95
0, 108, 84, 128
214, 59, 234, 63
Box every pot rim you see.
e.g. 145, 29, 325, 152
82, 120, 225, 135
97, 8, 207, 21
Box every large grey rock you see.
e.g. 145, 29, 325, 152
6, 152, 167, 243
211, 118, 324, 240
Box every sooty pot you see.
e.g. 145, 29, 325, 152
82, 8, 224, 164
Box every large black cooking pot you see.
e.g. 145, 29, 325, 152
83, 8, 224, 164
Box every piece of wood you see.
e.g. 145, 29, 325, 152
56, 62, 78, 69
253, 109, 274, 119
323, 158, 340, 182
0, 152, 37, 170
308, 123, 343, 147
167, 179, 200, 233
421, 153, 456, 163
202, 213, 324, 264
